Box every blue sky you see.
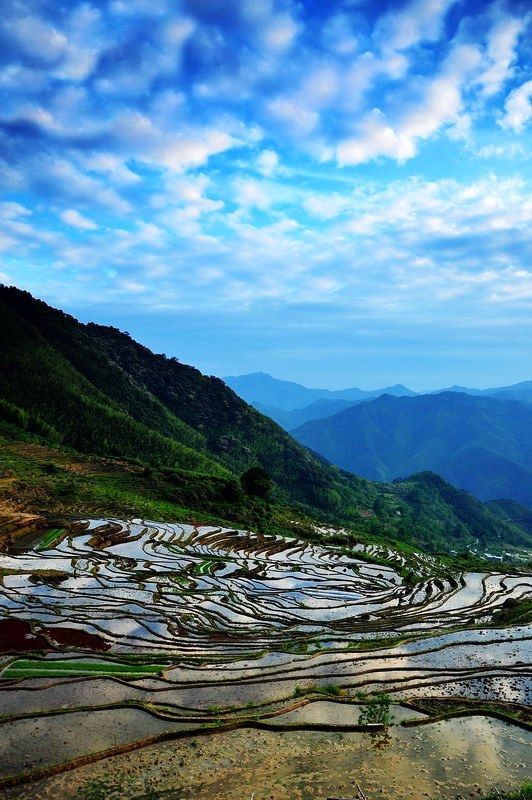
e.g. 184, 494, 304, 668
1, 0, 531, 390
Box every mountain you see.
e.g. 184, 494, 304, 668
0, 285, 376, 517
433, 380, 532, 404
431, 384, 487, 396
223, 372, 417, 410
292, 391, 532, 508
224, 372, 417, 415
489, 381, 532, 405
0, 285, 529, 555
253, 398, 363, 430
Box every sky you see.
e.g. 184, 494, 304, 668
1, 0, 532, 391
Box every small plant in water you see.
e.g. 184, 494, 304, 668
320, 684, 342, 696
358, 692, 393, 726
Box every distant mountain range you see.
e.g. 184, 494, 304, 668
223, 372, 532, 430
223, 372, 417, 426
292, 392, 532, 508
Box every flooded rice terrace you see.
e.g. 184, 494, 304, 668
0, 519, 530, 799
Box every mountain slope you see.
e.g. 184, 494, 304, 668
293, 391, 532, 507
0, 286, 375, 515
433, 380, 532, 404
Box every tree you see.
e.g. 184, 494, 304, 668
240, 466, 273, 499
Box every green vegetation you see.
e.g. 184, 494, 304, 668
292, 684, 343, 698
36, 528, 66, 550
319, 684, 342, 696
1, 658, 170, 679
490, 598, 532, 627
405, 698, 532, 727
240, 465, 274, 499
292, 389, 532, 511
358, 692, 393, 726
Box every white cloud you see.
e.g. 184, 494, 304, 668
256, 149, 279, 176
80, 153, 141, 186
401, 74, 462, 139
321, 13, 358, 56
303, 195, 351, 220
0, 202, 32, 219
0, 64, 47, 93
476, 142, 526, 159
267, 96, 319, 136
111, 112, 243, 172
233, 178, 273, 211
499, 79, 532, 132
60, 209, 98, 230
161, 173, 224, 219
375, 0, 457, 53
108, 0, 174, 17
157, 130, 236, 172
35, 157, 130, 215
4, 15, 67, 63
261, 14, 300, 51
300, 65, 340, 109
337, 110, 416, 166
336, 40, 480, 167
478, 13, 527, 98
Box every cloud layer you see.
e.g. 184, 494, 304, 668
1, 0, 532, 386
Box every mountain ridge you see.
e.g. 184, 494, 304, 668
223, 371, 417, 411
225, 372, 532, 431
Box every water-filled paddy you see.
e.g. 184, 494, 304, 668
0, 708, 193, 778
3, 717, 531, 800
1, 520, 530, 654
0, 519, 530, 794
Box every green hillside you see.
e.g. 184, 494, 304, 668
0, 285, 373, 515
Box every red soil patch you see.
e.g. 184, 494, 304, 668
0, 618, 110, 653
40, 626, 111, 651
0, 618, 49, 652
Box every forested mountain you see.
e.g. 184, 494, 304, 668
0, 285, 529, 554
0, 285, 374, 515
292, 391, 532, 508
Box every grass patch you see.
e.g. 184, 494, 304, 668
1, 658, 170, 679
36, 528, 66, 550
490, 598, 532, 627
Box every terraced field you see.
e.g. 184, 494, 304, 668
0, 520, 530, 797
